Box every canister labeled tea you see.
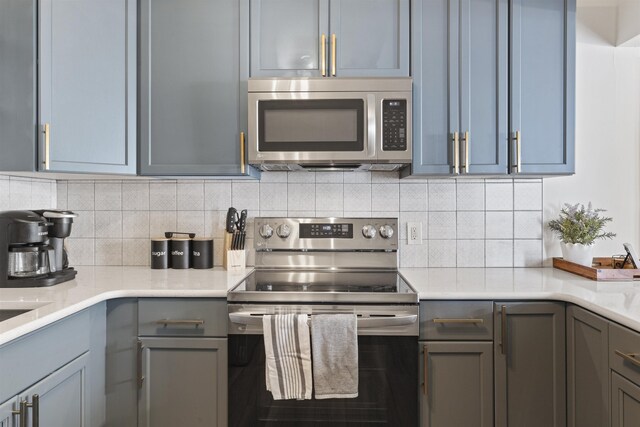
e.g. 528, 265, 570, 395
191, 238, 213, 269
170, 237, 191, 269
150, 238, 170, 269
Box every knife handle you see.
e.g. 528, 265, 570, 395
226, 208, 238, 233
239, 209, 247, 232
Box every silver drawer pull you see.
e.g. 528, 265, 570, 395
615, 350, 640, 368
433, 318, 484, 324
156, 319, 205, 327
229, 313, 417, 329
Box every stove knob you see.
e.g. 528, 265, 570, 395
379, 224, 394, 239
259, 224, 274, 239
276, 224, 291, 238
362, 224, 377, 239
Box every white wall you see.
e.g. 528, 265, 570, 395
543, 4, 640, 263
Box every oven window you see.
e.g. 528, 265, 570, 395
229, 335, 418, 426
258, 99, 365, 152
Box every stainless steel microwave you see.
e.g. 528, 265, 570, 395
248, 78, 412, 171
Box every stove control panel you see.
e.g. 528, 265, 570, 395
300, 223, 353, 239
254, 217, 397, 251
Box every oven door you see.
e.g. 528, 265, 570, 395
228, 305, 418, 426
248, 92, 376, 165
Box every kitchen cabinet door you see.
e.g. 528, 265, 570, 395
250, 0, 329, 77
420, 341, 494, 427
18, 353, 89, 427
410, 0, 507, 176
140, 0, 255, 176
329, 0, 409, 77
494, 302, 566, 427
0, 0, 36, 171
249, 0, 408, 78
509, 0, 575, 174
567, 305, 610, 427
38, 0, 136, 174
0, 398, 18, 427
138, 337, 228, 427
611, 372, 640, 427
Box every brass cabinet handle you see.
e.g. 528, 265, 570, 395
321, 34, 327, 76
30, 395, 39, 427
615, 350, 640, 368
330, 34, 336, 76
240, 132, 246, 174
452, 132, 460, 174
433, 318, 484, 324
500, 305, 507, 355
43, 123, 50, 170
12, 401, 25, 427
422, 344, 428, 396
137, 340, 145, 389
512, 131, 521, 173
461, 131, 470, 173
155, 319, 205, 327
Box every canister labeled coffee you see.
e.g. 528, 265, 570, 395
191, 238, 213, 269
170, 238, 191, 269
150, 238, 170, 269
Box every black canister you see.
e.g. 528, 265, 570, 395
170, 238, 191, 269
150, 238, 170, 269
191, 238, 213, 269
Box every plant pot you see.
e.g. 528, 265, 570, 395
560, 242, 594, 267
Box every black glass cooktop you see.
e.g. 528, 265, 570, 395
228, 270, 417, 304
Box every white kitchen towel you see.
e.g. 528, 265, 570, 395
263, 314, 313, 400
311, 314, 358, 399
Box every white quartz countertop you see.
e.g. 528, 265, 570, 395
2, 266, 640, 346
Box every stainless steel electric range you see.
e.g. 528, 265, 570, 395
228, 217, 418, 426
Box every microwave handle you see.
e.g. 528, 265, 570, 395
367, 94, 376, 159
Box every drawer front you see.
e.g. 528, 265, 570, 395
138, 298, 227, 337
420, 301, 493, 340
610, 322, 640, 385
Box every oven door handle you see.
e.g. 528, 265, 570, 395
229, 313, 417, 329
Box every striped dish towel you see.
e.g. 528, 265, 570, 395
263, 314, 313, 400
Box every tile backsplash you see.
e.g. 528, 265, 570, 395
51, 172, 543, 268
0, 176, 57, 211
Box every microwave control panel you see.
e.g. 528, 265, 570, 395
382, 99, 407, 151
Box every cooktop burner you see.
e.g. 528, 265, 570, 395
228, 270, 417, 304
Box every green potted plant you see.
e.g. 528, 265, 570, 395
548, 202, 616, 266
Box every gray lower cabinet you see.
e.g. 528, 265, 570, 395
410, 0, 508, 176
509, 0, 575, 174
135, 298, 228, 426
0, 305, 105, 427
611, 372, 640, 427
250, 0, 409, 77
420, 342, 493, 427
494, 301, 566, 426
15, 353, 89, 427
567, 304, 610, 427
138, 337, 228, 427
139, 0, 254, 176
38, 0, 136, 174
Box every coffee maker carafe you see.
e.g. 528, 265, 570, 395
0, 210, 78, 288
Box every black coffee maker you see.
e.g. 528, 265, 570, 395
0, 210, 78, 288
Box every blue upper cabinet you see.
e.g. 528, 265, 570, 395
139, 0, 256, 176
38, 0, 137, 174
411, 0, 508, 176
510, 0, 576, 175
250, 0, 409, 77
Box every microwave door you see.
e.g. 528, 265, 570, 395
249, 94, 374, 164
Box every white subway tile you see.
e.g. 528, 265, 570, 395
66, 238, 95, 266
316, 184, 344, 211
428, 182, 456, 211
456, 211, 485, 239
95, 182, 122, 211
514, 211, 542, 239
123, 239, 150, 266
260, 183, 288, 211
288, 183, 315, 211
315, 172, 344, 183
343, 184, 371, 212
123, 211, 150, 238
122, 182, 149, 211
457, 182, 485, 211
372, 184, 399, 212
457, 240, 485, 267
150, 211, 177, 236
177, 210, 205, 236
204, 181, 231, 211
95, 211, 123, 238
485, 240, 513, 267
56, 181, 68, 210
343, 171, 371, 184
429, 240, 457, 267
486, 211, 513, 239
72, 211, 95, 238
150, 181, 177, 211
514, 240, 543, 267
485, 182, 513, 211
400, 240, 428, 268
288, 171, 315, 183
429, 211, 456, 239
232, 182, 260, 211
95, 239, 122, 265
514, 181, 542, 210
371, 171, 399, 183
400, 183, 427, 212
399, 211, 427, 240
177, 181, 204, 211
